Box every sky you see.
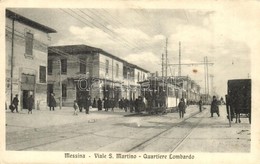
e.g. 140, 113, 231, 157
8, 5, 257, 98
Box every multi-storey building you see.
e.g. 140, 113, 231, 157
47, 44, 149, 107
5, 9, 56, 110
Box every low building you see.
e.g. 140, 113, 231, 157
5, 9, 56, 110
47, 44, 149, 107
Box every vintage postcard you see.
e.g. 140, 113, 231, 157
1, 0, 260, 164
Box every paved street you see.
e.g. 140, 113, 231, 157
6, 105, 250, 152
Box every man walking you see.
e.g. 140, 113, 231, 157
27, 95, 34, 114
198, 98, 203, 112
49, 93, 56, 111
85, 96, 91, 114
12, 94, 19, 113
210, 96, 220, 117
178, 98, 186, 118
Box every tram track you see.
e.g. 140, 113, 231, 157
127, 108, 207, 152
7, 107, 208, 151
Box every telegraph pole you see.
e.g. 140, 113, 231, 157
204, 57, 207, 102
179, 41, 181, 76
165, 38, 168, 108
162, 53, 164, 77
168, 57, 214, 103
165, 38, 168, 78
206, 56, 210, 101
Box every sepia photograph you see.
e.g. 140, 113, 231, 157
1, 0, 260, 163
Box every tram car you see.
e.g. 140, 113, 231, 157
139, 77, 181, 114
225, 79, 251, 124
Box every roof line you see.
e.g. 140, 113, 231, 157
6, 9, 57, 33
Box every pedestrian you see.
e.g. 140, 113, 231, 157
78, 95, 83, 112
104, 97, 109, 111
210, 96, 220, 117
27, 95, 34, 114
178, 98, 186, 118
85, 96, 91, 114
97, 98, 102, 111
92, 98, 97, 108
134, 98, 139, 113
123, 98, 129, 112
198, 98, 203, 112
119, 98, 123, 109
129, 98, 134, 113
49, 93, 56, 111
110, 98, 115, 112
12, 94, 19, 113
73, 100, 79, 115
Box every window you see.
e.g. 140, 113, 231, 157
79, 57, 86, 74
138, 72, 140, 82
116, 64, 119, 77
61, 59, 67, 74
48, 60, 53, 75
39, 66, 46, 83
25, 32, 33, 56
62, 84, 67, 98
105, 60, 109, 74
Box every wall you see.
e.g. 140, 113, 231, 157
6, 18, 50, 110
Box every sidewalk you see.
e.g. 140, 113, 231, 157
5, 105, 202, 133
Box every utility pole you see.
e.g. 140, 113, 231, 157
162, 53, 164, 78
165, 38, 168, 108
10, 17, 15, 103
204, 57, 207, 102
206, 56, 210, 101
168, 57, 214, 103
210, 74, 214, 96
165, 38, 168, 78
179, 41, 181, 76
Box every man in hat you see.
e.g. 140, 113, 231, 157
178, 98, 186, 118
12, 94, 19, 113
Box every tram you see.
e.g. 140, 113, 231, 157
139, 77, 183, 114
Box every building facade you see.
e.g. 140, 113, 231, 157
5, 9, 56, 110
47, 45, 149, 107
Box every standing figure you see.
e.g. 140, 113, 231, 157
12, 94, 19, 113
27, 95, 34, 114
92, 98, 97, 108
198, 98, 203, 112
73, 100, 79, 115
123, 98, 129, 112
97, 98, 102, 111
134, 98, 139, 113
49, 93, 56, 111
119, 99, 123, 109
129, 98, 134, 113
210, 96, 220, 117
178, 98, 186, 118
78, 95, 83, 112
110, 98, 115, 112
85, 96, 91, 114
104, 97, 109, 111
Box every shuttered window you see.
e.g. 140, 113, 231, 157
61, 59, 67, 74
25, 32, 33, 56
48, 60, 53, 75
39, 66, 46, 83
62, 84, 67, 98
79, 57, 86, 74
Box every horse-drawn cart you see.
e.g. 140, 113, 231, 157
225, 79, 251, 126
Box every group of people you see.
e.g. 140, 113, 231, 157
72, 96, 146, 115
8, 93, 221, 118
9, 94, 34, 114
118, 97, 146, 113
177, 96, 220, 119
